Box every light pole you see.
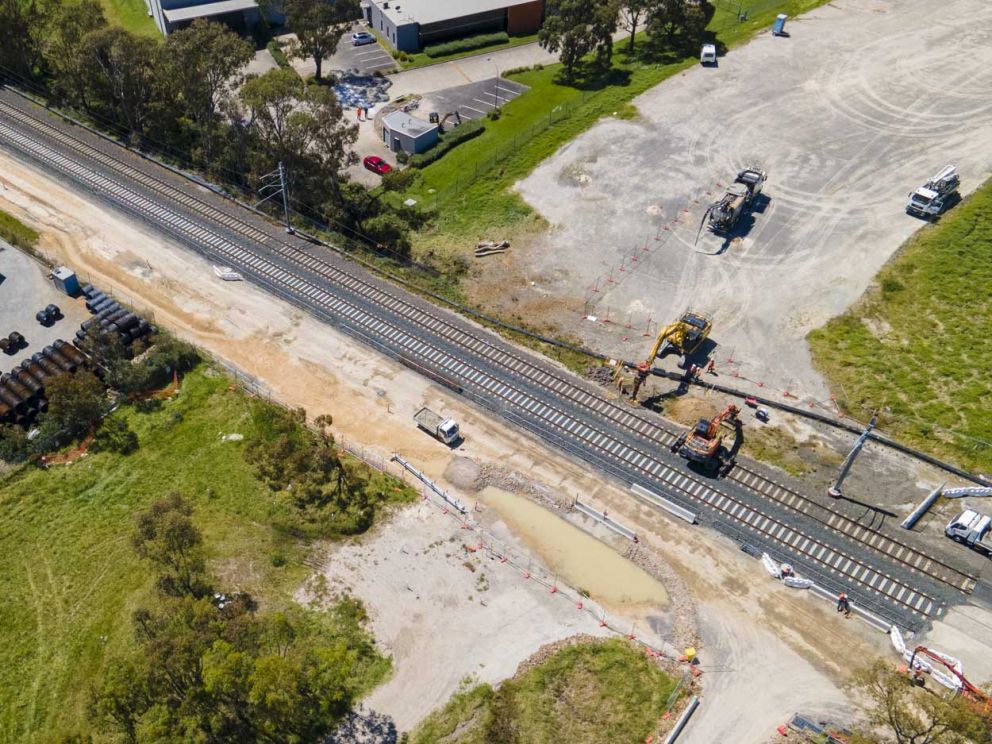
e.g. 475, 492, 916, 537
487, 56, 500, 111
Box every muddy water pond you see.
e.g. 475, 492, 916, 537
477, 487, 669, 610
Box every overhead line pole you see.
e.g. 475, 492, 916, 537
828, 412, 878, 498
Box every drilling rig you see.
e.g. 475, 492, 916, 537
696, 167, 767, 243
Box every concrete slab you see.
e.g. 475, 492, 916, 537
420, 78, 527, 121
514, 0, 992, 399
388, 42, 555, 97
0, 243, 88, 369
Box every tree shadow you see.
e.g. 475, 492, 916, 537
555, 61, 633, 91
326, 706, 398, 743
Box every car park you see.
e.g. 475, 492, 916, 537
363, 155, 392, 175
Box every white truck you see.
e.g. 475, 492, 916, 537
414, 407, 460, 444
945, 509, 991, 554
906, 165, 959, 218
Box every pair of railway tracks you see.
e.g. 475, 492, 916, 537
0, 93, 976, 628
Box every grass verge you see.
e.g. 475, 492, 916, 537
808, 179, 992, 473
0, 208, 40, 251
405, 0, 831, 256
397, 33, 541, 70
410, 638, 680, 744
0, 367, 407, 740
100, 0, 158, 37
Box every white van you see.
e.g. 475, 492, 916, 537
700, 44, 717, 65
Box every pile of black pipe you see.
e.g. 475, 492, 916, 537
76, 284, 155, 350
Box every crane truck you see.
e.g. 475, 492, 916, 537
671, 403, 741, 471
697, 167, 767, 242
906, 165, 959, 219
617, 310, 713, 402
414, 407, 460, 444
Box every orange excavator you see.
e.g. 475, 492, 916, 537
613, 310, 712, 403
671, 403, 741, 470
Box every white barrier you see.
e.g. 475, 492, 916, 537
574, 498, 637, 540
902, 483, 945, 530
631, 484, 698, 524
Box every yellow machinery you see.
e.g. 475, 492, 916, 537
613, 310, 712, 402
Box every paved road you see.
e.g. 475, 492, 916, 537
388, 42, 556, 98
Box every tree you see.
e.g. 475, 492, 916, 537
45, 370, 106, 437
0, 424, 31, 463
539, 0, 618, 81
79, 27, 160, 138
239, 67, 358, 201
363, 213, 412, 261
0, 0, 46, 80
78, 330, 131, 390
92, 417, 139, 454
131, 493, 209, 597
161, 19, 254, 161
92, 595, 379, 741
619, 0, 652, 52
284, 0, 361, 82
647, 0, 707, 48
850, 661, 989, 744
42, 0, 108, 106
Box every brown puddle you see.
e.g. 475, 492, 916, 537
477, 487, 669, 611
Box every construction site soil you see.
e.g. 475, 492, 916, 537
506, 0, 992, 411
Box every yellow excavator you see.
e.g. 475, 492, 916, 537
613, 310, 712, 402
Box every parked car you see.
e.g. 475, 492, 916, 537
700, 44, 717, 65
363, 155, 392, 175
352, 32, 375, 46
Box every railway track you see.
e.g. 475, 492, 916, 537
0, 93, 975, 628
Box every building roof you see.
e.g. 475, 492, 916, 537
162, 0, 257, 23
382, 111, 437, 138
373, 0, 535, 26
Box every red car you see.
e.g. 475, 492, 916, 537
363, 155, 392, 175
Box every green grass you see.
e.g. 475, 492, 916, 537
808, 179, 992, 473
410, 639, 680, 744
405, 0, 831, 256
0, 208, 40, 252
100, 0, 158, 37
0, 368, 403, 741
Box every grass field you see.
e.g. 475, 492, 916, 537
808, 179, 992, 473
0, 368, 404, 741
99, 0, 158, 36
410, 639, 680, 744
0, 208, 40, 251
406, 0, 830, 256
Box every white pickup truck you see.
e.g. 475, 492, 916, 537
414, 407, 460, 444
945, 509, 991, 554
